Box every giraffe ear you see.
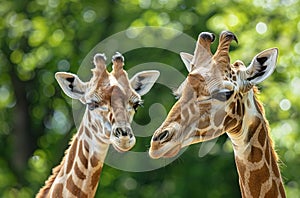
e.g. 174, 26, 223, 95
180, 52, 193, 72
245, 48, 278, 84
130, 70, 160, 96
55, 72, 87, 100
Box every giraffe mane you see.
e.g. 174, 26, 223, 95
37, 162, 63, 197
36, 135, 77, 198
252, 86, 279, 162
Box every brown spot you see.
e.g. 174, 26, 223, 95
52, 183, 63, 198
247, 99, 251, 108
74, 162, 86, 180
109, 113, 113, 122
241, 101, 245, 117
235, 157, 246, 185
188, 74, 205, 91
236, 99, 242, 116
232, 75, 237, 81
85, 127, 92, 139
78, 126, 84, 136
66, 138, 78, 174
181, 108, 189, 122
264, 180, 278, 198
173, 113, 181, 123
248, 146, 263, 163
83, 140, 90, 153
271, 151, 280, 178
224, 116, 237, 132
214, 110, 226, 127
78, 141, 88, 169
91, 124, 97, 133
205, 128, 222, 139
230, 102, 236, 114
66, 176, 87, 198
87, 111, 91, 123
278, 183, 286, 197
258, 127, 266, 147
247, 116, 261, 142
190, 103, 196, 114
90, 154, 99, 167
91, 166, 103, 190
168, 102, 181, 123
197, 116, 210, 129
195, 130, 207, 138
249, 164, 270, 198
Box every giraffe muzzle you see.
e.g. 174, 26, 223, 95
111, 126, 136, 152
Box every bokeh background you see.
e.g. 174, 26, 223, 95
1, 0, 300, 197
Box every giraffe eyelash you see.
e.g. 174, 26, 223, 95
132, 100, 143, 112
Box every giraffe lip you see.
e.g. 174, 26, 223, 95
111, 142, 134, 152
112, 145, 131, 153
149, 143, 181, 159
162, 144, 181, 158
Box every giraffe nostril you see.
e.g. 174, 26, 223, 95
154, 130, 169, 142
114, 127, 131, 137
121, 129, 128, 136
114, 128, 122, 137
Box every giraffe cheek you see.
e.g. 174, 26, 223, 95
214, 110, 227, 127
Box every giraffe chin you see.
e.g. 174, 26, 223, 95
111, 143, 134, 153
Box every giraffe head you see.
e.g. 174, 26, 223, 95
149, 31, 278, 159
55, 52, 159, 152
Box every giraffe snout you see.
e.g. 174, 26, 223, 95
111, 126, 136, 152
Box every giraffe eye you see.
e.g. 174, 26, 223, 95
211, 90, 234, 101
87, 101, 99, 111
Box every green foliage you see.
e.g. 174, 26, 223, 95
0, 0, 299, 197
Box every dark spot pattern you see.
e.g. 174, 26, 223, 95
66, 176, 87, 198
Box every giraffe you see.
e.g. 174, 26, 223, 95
149, 31, 286, 198
36, 52, 159, 198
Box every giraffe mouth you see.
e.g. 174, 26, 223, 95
163, 144, 181, 158
149, 143, 181, 159
111, 142, 134, 152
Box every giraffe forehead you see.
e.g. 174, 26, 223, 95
203, 64, 241, 88
91, 74, 136, 99
188, 69, 225, 94
94, 85, 134, 102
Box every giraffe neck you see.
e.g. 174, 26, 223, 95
227, 95, 286, 198
36, 109, 110, 198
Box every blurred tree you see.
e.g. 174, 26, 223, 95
0, 0, 299, 197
